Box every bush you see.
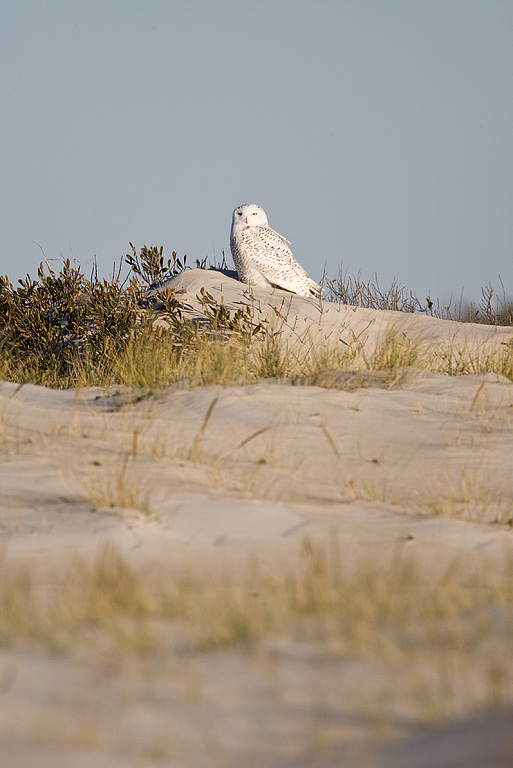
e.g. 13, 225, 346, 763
0, 246, 260, 388
0, 248, 189, 385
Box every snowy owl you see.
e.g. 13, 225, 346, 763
230, 204, 321, 297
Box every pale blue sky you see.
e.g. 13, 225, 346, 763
1, 0, 512, 303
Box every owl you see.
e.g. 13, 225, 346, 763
230, 204, 321, 297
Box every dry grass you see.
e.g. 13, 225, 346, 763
326, 266, 513, 326
78, 454, 153, 516
1, 540, 513, 725
344, 466, 513, 526
3, 322, 512, 397
2, 540, 513, 672
325, 266, 425, 313
427, 469, 513, 525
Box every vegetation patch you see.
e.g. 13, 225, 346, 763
1, 539, 512, 720
1, 250, 512, 390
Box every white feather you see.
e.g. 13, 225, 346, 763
230, 204, 321, 298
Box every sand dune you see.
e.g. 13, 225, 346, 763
151, 268, 513, 352
1, 270, 513, 767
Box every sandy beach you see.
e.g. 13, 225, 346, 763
1, 269, 513, 767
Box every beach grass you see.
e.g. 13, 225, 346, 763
1, 539, 512, 720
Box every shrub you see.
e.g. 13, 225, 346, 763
0, 249, 188, 385
0, 246, 260, 388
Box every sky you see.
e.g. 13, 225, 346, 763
1, 0, 512, 304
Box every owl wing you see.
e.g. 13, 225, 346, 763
240, 226, 319, 295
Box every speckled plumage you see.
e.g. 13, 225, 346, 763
230, 204, 321, 297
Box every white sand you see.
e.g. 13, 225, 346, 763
152, 268, 513, 352
1, 269, 513, 767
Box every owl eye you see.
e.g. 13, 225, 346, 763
252, 211, 258, 215
237, 211, 243, 216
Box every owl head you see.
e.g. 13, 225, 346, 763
231, 204, 269, 229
